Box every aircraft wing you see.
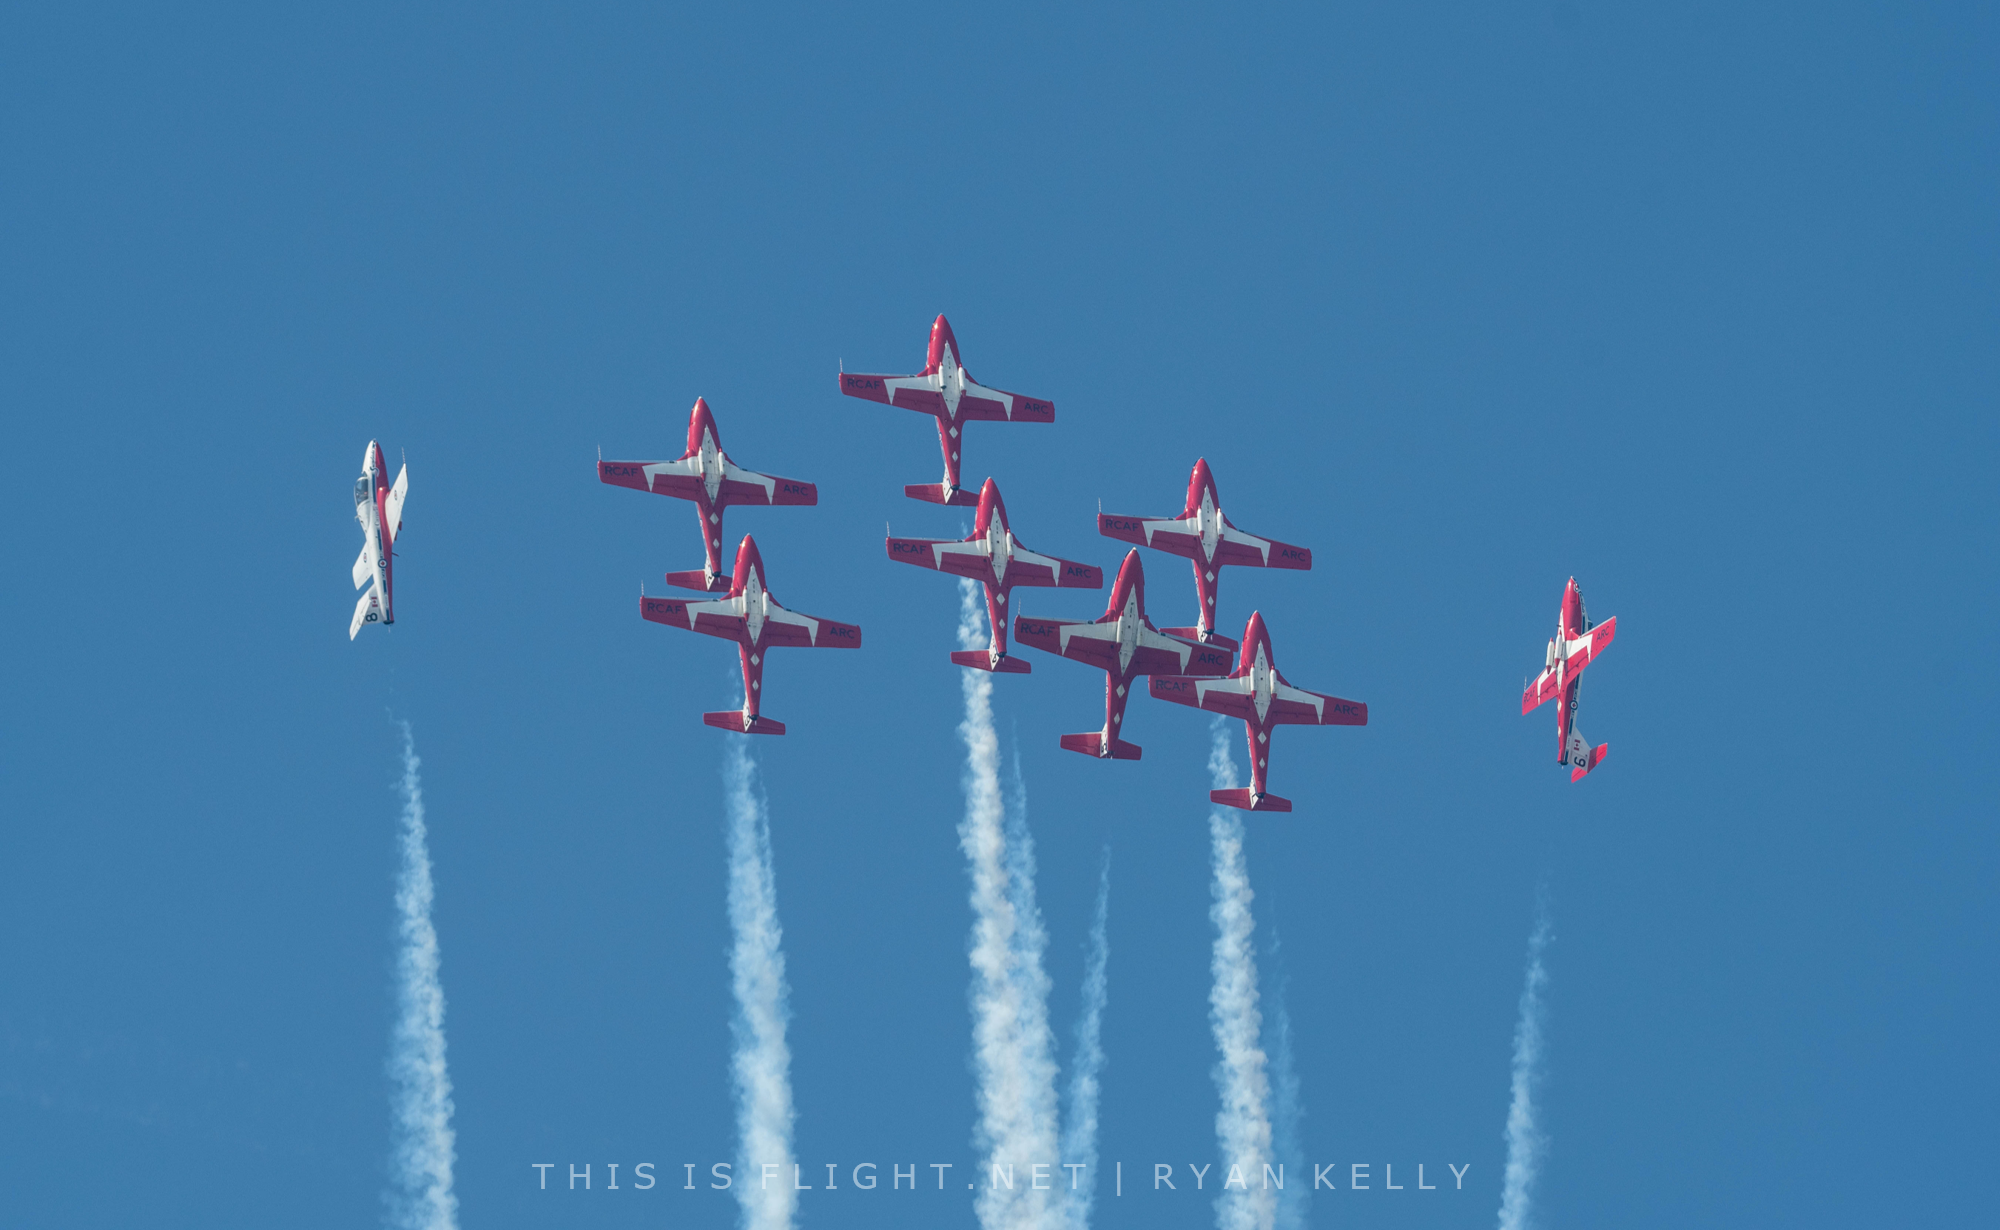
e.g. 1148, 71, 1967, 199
885, 538, 1103, 589
1005, 544, 1103, 589
384, 465, 408, 542
1150, 675, 1365, 724
756, 600, 864, 649
642, 594, 746, 641
838, 372, 1054, 423
1097, 513, 1310, 569
1015, 617, 1230, 676
600, 457, 815, 506
719, 457, 817, 505
886, 536, 996, 582
1521, 616, 1617, 713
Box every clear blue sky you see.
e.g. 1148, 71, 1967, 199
1, 3, 1993, 1228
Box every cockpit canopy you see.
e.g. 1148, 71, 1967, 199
354, 476, 373, 505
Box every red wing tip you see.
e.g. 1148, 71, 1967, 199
950, 650, 1032, 674
704, 711, 787, 735
1210, 788, 1293, 813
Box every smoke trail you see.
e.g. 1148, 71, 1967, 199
1496, 895, 1553, 1230
1265, 939, 1306, 1230
387, 724, 458, 1230
1061, 852, 1111, 1230
1207, 718, 1277, 1230
725, 739, 797, 1230
958, 578, 1060, 1230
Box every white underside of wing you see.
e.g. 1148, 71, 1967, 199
1272, 680, 1326, 720
1219, 522, 1272, 563
721, 457, 778, 501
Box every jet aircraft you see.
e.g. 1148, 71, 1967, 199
599, 397, 818, 592
640, 535, 861, 735
838, 315, 1054, 507
1098, 458, 1310, 648
1521, 577, 1617, 781
350, 440, 408, 639
1151, 611, 1367, 812
1014, 550, 1233, 759
885, 478, 1104, 673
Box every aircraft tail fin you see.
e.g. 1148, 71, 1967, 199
666, 568, 731, 592
904, 482, 980, 507
352, 543, 373, 589
705, 710, 787, 736
349, 587, 382, 640
1210, 788, 1293, 813
1566, 729, 1608, 781
1059, 732, 1142, 760
950, 649, 1032, 674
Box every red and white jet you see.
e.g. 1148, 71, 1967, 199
885, 478, 1104, 674
350, 440, 408, 639
599, 397, 818, 592
1098, 458, 1311, 648
640, 535, 861, 735
1521, 577, 1618, 781
837, 315, 1054, 507
1014, 550, 1234, 760
1151, 612, 1367, 813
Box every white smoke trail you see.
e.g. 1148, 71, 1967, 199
725, 739, 797, 1230
957, 578, 1060, 1230
1497, 898, 1553, 1230
1207, 718, 1277, 1230
387, 723, 458, 1230
1061, 852, 1111, 1230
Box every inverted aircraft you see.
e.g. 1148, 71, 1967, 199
350, 440, 408, 639
838, 314, 1054, 507
600, 397, 818, 592
641, 535, 861, 734
886, 478, 1103, 673
1151, 611, 1367, 812
1521, 576, 1617, 781
1098, 458, 1310, 648
1014, 550, 1233, 759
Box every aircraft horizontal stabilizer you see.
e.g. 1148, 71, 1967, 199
1210, 788, 1293, 813
666, 568, 731, 592
950, 650, 1032, 674
1060, 732, 1142, 760
1569, 742, 1608, 782
1162, 626, 1239, 654
350, 588, 382, 640
704, 711, 788, 736
903, 482, 980, 507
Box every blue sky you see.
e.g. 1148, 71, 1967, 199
1, 3, 1994, 1227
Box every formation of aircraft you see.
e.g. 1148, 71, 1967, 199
351, 313, 1619, 795
1522, 577, 1618, 781
349, 441, 408, 640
